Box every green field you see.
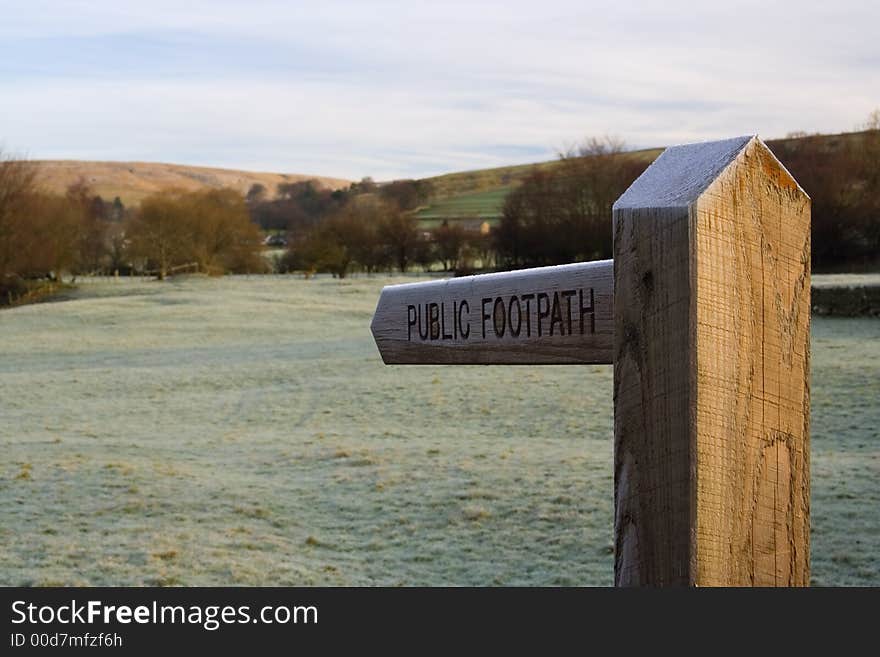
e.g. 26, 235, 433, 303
1, 276, 878, 585
415, 186, 511, 228
414, 146, 664, 227
422, 164, 547, 198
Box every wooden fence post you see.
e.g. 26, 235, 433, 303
612, 136, 811, 586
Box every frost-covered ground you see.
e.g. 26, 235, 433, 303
1, 276, 877, 586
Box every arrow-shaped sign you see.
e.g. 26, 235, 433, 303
370, 259, 613, 365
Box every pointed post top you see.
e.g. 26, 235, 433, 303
614, 135, 765, 210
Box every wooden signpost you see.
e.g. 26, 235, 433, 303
371, 259, 613, 364
371, 136, 811, 587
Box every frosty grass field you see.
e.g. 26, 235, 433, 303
1, 275, 878, 586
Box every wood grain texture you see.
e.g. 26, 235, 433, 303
613, 205, 694, 585
370, 260, 613, 364
613, 136, 810, 586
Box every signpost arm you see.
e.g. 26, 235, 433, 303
371, 260, 614, 365
612, 136, 811, 586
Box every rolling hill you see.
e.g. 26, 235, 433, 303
32, 129, 871, 222
33, 160, 351, 206
413, 130, 873, 227
414, 146, 663, 227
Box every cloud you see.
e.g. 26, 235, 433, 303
1, 0, 877, 179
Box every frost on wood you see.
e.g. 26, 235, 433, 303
613, 135, 753, 209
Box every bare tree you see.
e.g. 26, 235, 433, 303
0, 152, 39, 284
378, 204, 419, 272
127, 192, 187, 279
495, 137, 648, 268
106, 222, 129, 273
182, 189, 264, 274
412, 233, 435, 272
128, 188, 264, 279
34, 193, 85, 282
769, 128, 875, 269
283, 194, 392, 277
556, 136, 647, 260
66, 179, 108, 275
434, 220, 466, 271
379, 179, 433, 211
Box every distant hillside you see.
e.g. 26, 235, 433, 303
33, 160, 351, 206
413, 130, 874, 227
415, 146, 662, 226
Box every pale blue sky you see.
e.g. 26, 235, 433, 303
1, 0, 877, 180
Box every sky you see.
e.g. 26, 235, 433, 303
1, 0, 878, 180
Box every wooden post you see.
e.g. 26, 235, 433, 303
612, 136, 811, 586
